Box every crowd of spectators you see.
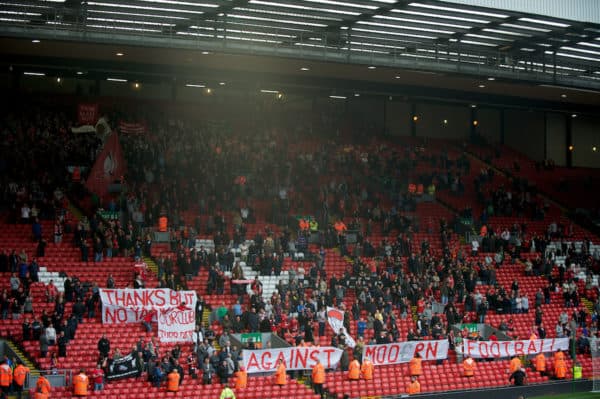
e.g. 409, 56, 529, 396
1, 101, 600, 395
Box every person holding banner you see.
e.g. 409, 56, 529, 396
274, 358, 287, 387
312, 359, 325, 396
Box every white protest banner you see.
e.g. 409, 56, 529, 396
157, 304, 196, 343
100, 289, 197, 343
242, 346, 343, 374
363, 340, 449, 366
462, 338, 569, 359
326, 307, 356, 348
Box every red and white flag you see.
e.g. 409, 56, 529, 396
85, 131, 126, 200
327, 306, 356, 348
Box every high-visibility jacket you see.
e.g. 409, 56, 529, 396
0, 364, 12, 387
348, 360, 360, 380
463, 357, 475, 377
409, 357, 422, 376
509, 357, 522, 373
13, 364, 29, 386
361, 360, 374, 380
534, 353, 546, 372
407, 380, 421, 395
34, 376, 51, 399
309, 220, 318, 231
158, 216, 168, 232
275, 363, 287, 385
167, 371, 180, 391
554, 360, 567, 379
73, 373, 88, 396
312, 363, 325, 384
234, 370, 247, 389
220, 387, 237, 399
573, 365, 582, 379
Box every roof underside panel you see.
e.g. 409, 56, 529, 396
0, 0, 599, 88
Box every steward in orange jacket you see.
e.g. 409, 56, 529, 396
34, 374, 51, 399
509, 356, 522, 374
234, 367, 247, 389
409, 353, 422, 377
407, 376, 421, 395
534, 353, 546, 375
274, 359, 287, 386
167, 369, 180, 392
73, 369, 89, 397
361, 358, 374, 380
463, 356, 476, 377
348, 359, 360, 380
312, 359, 326, 396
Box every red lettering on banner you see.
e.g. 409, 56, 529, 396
502, 341, 511, 354
247, 353, 259, 370
105, 308, 128, 323
415, 342, 424, 355
550, 338, 555, 352
275, 351, 286, 367
169, 290, 180, 306
309, 349, 319, 366
365, 346, 376, 362
424, 342, 438, 359
375, 347, 386, 364
261, 351, 273, 370
490, 342, 501, 358
388, 344, 399, 363
466, 340, 476, 356
295, 349, 308, 369
514, 341, 524, 355
323, 348, 335, 368
478, 342, 489, 358
527, 340, 538, 354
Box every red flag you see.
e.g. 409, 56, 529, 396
85, 131, 126, 200
77, 103, 99, 125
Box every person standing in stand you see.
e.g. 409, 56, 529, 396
361, 357, 374, 380
12, 360, 30, 399
34, 373, 51, 399
0, 359, 12, 399
91, 364, 105, 391
274, 358, 287, 387
407, 376, 421, 395
348, 358, 360, 381
311, 358, 325, 396
72, 369, 89, 397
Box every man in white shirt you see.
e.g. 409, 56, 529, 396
471, 239, 480, 256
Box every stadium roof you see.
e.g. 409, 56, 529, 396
1, 0, 600, 111
1, 1, 600, 82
